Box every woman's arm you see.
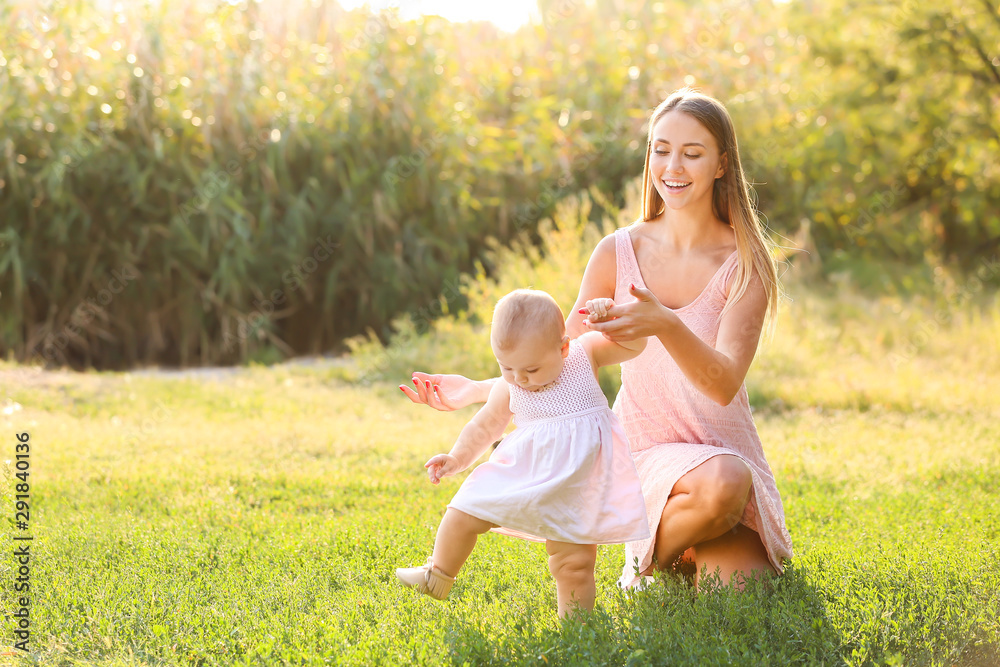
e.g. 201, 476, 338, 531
584, 279, 766, 406
566, 234, 618, 340
400, 372, 497, 411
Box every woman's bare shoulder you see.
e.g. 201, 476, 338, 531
592, 231, 616, 256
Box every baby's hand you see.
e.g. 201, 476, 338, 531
425, 454, 461, 485
582, 298, 616, 323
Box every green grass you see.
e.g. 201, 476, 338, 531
1, 282, 999, 666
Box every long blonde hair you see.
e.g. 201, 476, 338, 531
639, 88, 780, 335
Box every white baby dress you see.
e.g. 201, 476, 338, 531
448, 339, 650, 545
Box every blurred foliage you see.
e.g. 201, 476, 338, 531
0, 0, 997, 369
348, 186, 632, 399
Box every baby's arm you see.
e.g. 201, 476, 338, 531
425, 379, 512, 484
578, 298, 647, 367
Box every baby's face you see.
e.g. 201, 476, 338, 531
492, 333, 568, 392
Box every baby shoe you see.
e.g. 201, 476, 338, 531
395, 557, 455, 600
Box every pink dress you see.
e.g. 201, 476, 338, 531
611, 228, 794, 588
448, 339, 650, 545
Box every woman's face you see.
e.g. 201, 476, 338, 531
648, 110, 726, 214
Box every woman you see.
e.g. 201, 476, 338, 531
402, 88, 793, 590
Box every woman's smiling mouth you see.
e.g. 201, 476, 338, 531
662, 179, 692, 193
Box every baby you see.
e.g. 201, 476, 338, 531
396, 289, 649, 617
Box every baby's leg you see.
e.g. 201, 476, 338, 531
432, 508, 494, 578
545, 541, 598, 618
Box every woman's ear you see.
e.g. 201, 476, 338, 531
560, 335, 570, 358
716, 152, 728, 179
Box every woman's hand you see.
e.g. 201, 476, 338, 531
425, 454, 462, 484
583, 284, 676, 342
399, 372, 481, 411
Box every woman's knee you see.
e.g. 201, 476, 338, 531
693, 456, 753, 517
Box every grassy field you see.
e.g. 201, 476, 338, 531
1, 280, 999, 666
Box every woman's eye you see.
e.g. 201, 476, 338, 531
654, 149, 700, 158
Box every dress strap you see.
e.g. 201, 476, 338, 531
713, 250, 740, 299
614, 228, 643, 291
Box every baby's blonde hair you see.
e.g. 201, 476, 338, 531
491, 289, 566, 352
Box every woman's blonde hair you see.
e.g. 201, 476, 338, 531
640, 87, 779, 334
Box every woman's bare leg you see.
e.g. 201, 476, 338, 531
691, 523, 776, 588
652, 454, 753, 571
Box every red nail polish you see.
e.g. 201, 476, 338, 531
578, 308, 587, 314
630, 283, 635, 290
